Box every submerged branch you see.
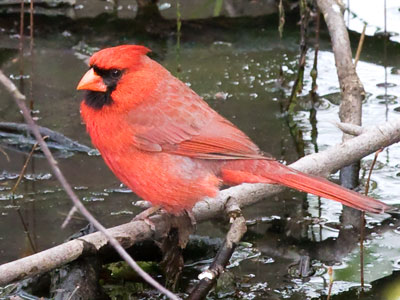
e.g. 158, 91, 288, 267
0, 122, 93, 155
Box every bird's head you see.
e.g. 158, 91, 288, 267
77, 45, 151, 110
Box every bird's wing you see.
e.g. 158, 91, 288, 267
126, 80, 268, 160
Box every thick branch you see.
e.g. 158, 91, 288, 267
194, 119, 400, 222
317, 0, 364, 129
0, 119, 399, 285
0, 216, 169, 286
317, 0, 365, 188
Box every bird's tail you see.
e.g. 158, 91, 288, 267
221, 160, 391, 214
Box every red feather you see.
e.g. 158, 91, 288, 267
78, 45, 391, 214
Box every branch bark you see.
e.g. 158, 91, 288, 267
333, 121, 364, 136
317, 0, 365, 188
1, 119, 399, 286
317, 0, 364, 132
0, 215, 167, 286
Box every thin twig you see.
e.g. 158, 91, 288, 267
19, 0, 24, 55
327, 266, 333, 300
187, 202, 247, 300
287, 0, 310, 112
61, 206, 79, 228
11, 140, 42, 194
360, 148, 383, 288
175, 0, 182, 74
66, 285, 80, 300
0, 70, 181, 300
354, 24, 366, 68
29, 0, 34, 110
10, 140, 42, 254
0, 146, 10, 161
310, 2, 320, 95
15, 208, 38, 254
18, 0, 25, 91
29, 0, 34, 52
383, 0, 389, 121
359, 210, 365, 287
309, 3, 321, 153
278, 0, 285, 38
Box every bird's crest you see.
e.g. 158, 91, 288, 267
89, 45, 151, 70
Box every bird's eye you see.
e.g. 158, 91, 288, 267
110, 69, 122, 79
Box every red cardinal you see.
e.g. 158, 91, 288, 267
77, 45, 389, 215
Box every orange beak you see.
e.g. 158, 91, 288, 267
76, 68, 107, 92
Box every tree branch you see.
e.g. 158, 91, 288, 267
0, 117, 399, 286
317, 0, 365, 189
187, 200, 247, 300
317, 0, 364, 131
333, 121, 364, 136
193, 119, 400, 222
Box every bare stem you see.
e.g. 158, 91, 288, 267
11, 140, 40, 194
360, 148, 383, 288
10, 140, 41, 254
354, 24, 366, 68
29, 0, 34, 109
359, 210, 365, 287
0, 146, 10, 161
30, 0, 34, 52
19, 0, 24, 55
327, 266, 333, 300
278, 0, 285, 38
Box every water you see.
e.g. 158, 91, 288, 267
0, 2, 400, 298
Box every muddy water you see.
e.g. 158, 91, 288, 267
0, 3, 400, 298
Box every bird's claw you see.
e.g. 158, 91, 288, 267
131, 205, 161, 231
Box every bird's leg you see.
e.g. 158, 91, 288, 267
132, 205, 161, 221
160, 212, 195, 287
185, 209, 197, 227
131, 205, 161, 230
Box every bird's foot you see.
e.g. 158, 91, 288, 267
131, 205, 161, 231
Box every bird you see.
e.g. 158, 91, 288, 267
76, 45, 390, 215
